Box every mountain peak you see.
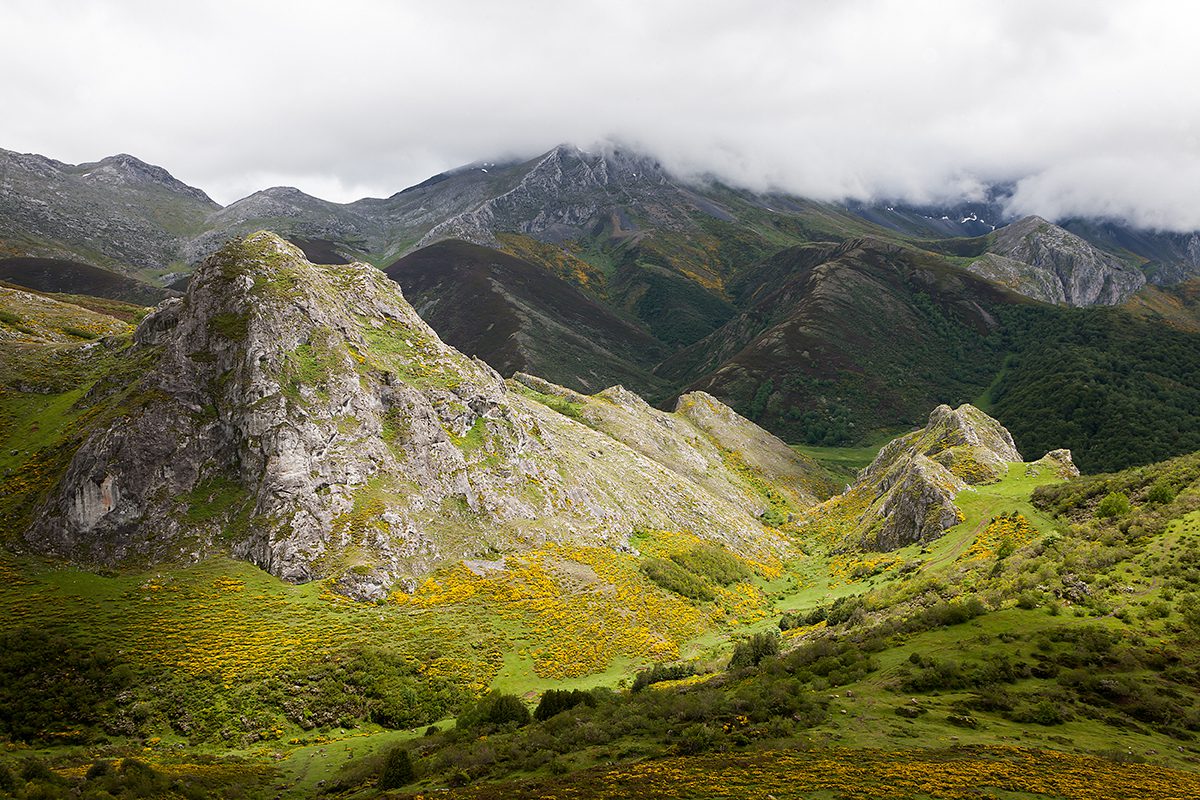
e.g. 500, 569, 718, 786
75, 153, 217, 206
970, 214, 1146, 306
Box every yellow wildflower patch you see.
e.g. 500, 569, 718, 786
960, 511, 1038, 562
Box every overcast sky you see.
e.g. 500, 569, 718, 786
3, 0, 1199, 230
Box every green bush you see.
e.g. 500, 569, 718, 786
379, 747, 414, 790
272, 647, 470, 733
534, 689, 596, 721
1146, 480, 1176, 504
907, 597, 986, 631
458, 692, 531, 731
0, 628, 133, 743
729, 631, 781, 670
631, 663, 696, 692
669, 545, 752, 586
1010, 699, 1069, 725
1096, 491, 1131, 519
674, 722, 718, 754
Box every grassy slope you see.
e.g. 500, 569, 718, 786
343, 455, 1200, 797
6, 450, 1200, 799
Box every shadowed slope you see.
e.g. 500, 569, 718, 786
387, 239, 671, 397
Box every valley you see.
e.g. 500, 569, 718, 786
2, 150, 1200, 800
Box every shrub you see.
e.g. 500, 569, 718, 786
729, 631, 781, 670
1096, 492, 1131, 519
534, 689, 596, 721
674, 723, 718, 754
0, 628, 133, 743
21, 759, 60, 784
908, 597, 986, 631
458, 692, 531, 731
781, 603, 830, 630
1146, 480, 1176, 504
669, 545, 752, 586
379, 747, 414, 790
631, 663, 696, 692
1016, 590, 1043, 610
1010, 699, 1069, 725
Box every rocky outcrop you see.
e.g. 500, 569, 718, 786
851, 404, 1025, 550
1027, 448, 1080, 479
25, 233, 809, 598
860, 453, 966, 551
509, 376, 833, 519
970, 216, 1145, 306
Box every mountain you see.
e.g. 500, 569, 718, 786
851, 195, 1200, 285
6, 144, 1200, 473
8, 232, 824, 599
1057, 217, 1200, 285
5, 237, 1200, 800
385, 239, 671, 397
0, 147, 218, 279
964, 215, 1146, 306
5, 142, 1200, 296
185, 186, 378, 265
657, 238, 1018, 444
650, 235, 1200, 473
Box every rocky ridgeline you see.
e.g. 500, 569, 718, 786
0, 148, 218, 273
25, 233, 820, 598
848, 403, 1074, 550
968, 216, 1145, 306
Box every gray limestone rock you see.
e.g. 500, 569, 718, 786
25, 232, 804, 598
970, 216, 1145, 306
853, 404, 1025, 550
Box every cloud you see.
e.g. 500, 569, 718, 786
1, 0, 1197, 230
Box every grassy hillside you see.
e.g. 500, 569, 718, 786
308, 451, 1200, 798
5, 440, 1200, 798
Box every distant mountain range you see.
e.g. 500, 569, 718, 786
4, 142, 1199, 289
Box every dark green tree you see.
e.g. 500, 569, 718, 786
379, 747, 415, 790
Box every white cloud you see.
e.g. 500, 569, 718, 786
1, 0, 1197, 230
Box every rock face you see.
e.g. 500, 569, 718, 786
970, 216, 1146, 306
511, 376, 834, 517
25, 233, 813, 598
851, 404, 1024, 550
